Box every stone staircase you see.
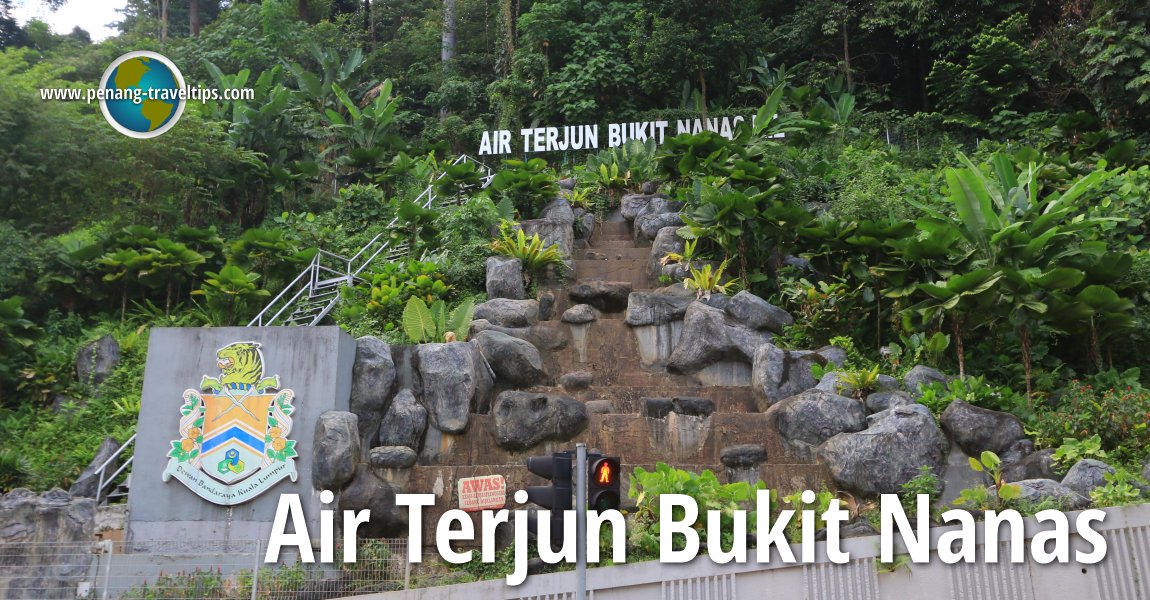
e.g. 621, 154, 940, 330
398, 211, 827, 541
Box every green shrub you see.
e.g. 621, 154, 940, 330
489, 225, 566, 287
489, 158, 559, 218
900, 465, 941, 516
1031, 381, 1150, 462
827, 146, 922, 222
916, 375, 1025, 417
627, 463, 764, 560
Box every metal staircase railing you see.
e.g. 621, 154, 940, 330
93, 433, 135, 506
248, 155, 494, 327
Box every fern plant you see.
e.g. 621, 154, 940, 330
837, 365, 881, 400
660, 238, 700, 271
682, 259, 739, 300
490, 225, 567, 286
402, 296, 475, 344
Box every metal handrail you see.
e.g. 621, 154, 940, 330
247, 155, 493, 328
94, 433, 136, 505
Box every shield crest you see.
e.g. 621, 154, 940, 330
200, 390, 275, 484
162, 341, 298, 505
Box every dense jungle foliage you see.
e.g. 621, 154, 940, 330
1, 0, 1149, 495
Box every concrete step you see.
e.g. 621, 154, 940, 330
576, 247, 650, 260
592, 222, 632, 242
573, 259, 651, 286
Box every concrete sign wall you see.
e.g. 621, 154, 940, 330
340, 503, 1150, 600
128, 326, 355, 547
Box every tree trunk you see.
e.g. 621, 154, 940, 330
298, 0, 310, 22
440, 0, 457, 120
952, 317, 965, 378
841, 13, 852, 89
160, 0, 169, 42
698, 68, 708, 120
189, 0, 200, 37
498, 0, 514, 76
1020, 324, 1033, 407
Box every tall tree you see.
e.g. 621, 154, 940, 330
440, 0, 456, 119
189, 0, 200, 36
0, 0, 25, 48
160, 0, 169, 41
297, 0, 309, 22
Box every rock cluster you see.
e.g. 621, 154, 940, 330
0, 489, 96, 599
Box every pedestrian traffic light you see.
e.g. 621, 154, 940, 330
587, 455, 621, 511
525, 451, 573, 542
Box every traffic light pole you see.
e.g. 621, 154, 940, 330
575, 443, 587, 600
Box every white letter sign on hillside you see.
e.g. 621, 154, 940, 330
478, 115, 757, 156
458, 474, 507, 511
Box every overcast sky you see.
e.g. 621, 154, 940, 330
12, 1, 126, 42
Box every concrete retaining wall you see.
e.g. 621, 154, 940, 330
342, 503, 1150, 600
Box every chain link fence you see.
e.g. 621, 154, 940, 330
0, 538, 476, 600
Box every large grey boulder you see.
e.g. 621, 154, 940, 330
1061, 459, 1115, 498
667, 302, 773, 374
486, 257, 526, 300
865, 390, 914, 414
569, 281, 632, 313
1003, 449, 1057, 483
625, 285, 695, 326
867, 402, 933, 426
312, 411, 360, 491
76, 334, 120, 387
469, 320, 568, 352
635, 212, 684, 243
573, 207, 596, 239
340, 465, 405, 537
726, 291, 793, 333
765, 390, 867, 451
1, 488, 95, 544
492, 391, 588, 451
377, 388, 427, 450
940, 400, 1027, 457
993, 479, 1088, 510
473, 298, 540, 328
517, 218, 573, 271
538, 197, 575, 224
751, 344, 827, 409
417, 342, 493, 433
368, 446, 419, 469
816, 345, 848, 368
648, 227, 689, 281
350, 336, 396, 447
621, 194, 654, 221
815, 371, 900, 398
818, 405, 948, 496
1000, 439, 1034, 465
473, 330, 547, 388
904, 365, 950, 396
562, 304, 598, 324
68, 436, 120, 498
559, 371, 594, 392
634, 196, 682, 220
0, 489, 96, 598
720, 444, 768, 468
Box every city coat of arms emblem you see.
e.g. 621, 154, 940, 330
161, 341, 298, 505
